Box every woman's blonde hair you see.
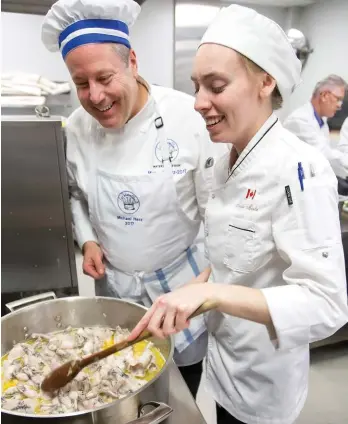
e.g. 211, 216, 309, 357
239, 54, 283, 110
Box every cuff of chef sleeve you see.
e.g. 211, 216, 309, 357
261, 285, 310, 351
74, 224, 99, 251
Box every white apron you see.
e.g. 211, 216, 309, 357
87, 98, 207, 365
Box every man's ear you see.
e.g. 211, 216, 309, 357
129, 49, 138, 78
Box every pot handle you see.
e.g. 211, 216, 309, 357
127, 401, 173, 424
6, 291, 57, 312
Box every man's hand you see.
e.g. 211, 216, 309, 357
82, 241, 105, 279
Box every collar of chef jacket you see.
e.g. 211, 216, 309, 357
214, 113, 279, 187
313, 105, 325, 128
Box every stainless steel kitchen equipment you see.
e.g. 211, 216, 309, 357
1, 115, 78, 294
1, 294, 174, 424
1, 93, 74, 118
286, 28, 313, 69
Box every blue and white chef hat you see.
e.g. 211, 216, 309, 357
41, 0, 141, 60
199, 4, 302, 101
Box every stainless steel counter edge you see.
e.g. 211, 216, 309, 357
166, 362, 207, 424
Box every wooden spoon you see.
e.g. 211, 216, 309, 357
41, 299, 217, 393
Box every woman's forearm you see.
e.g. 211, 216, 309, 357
210, 283, 276, 338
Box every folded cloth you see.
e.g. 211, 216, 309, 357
1, 73, 71, 96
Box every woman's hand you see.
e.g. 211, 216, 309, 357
128, 282, 276, 342
128, 283, 216, 341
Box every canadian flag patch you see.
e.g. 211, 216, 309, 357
246, 189, 256, 200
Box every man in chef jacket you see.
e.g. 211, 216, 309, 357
41, 0, 227, 396
284, 75, 348, 178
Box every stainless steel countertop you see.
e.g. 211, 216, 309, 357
166, 363, 207, 424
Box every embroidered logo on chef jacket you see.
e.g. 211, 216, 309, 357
155, 139, 179, 164
205, 157, 214, 168
117, 191, 140, 215
246, 189, 257, 200
236, 188, 259, 211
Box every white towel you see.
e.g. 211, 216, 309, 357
1, 73, 71, 97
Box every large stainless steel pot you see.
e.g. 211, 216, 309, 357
1, 292, 174, 424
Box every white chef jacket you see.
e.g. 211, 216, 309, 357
205, 114, 348, 424
66, 85, 228, 248
284, 102, 348, 179
65, 83, 227, 365
66, 84, 226, 249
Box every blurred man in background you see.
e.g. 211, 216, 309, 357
284, 74, 348, 179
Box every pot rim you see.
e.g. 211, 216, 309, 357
1, 296, 174, 419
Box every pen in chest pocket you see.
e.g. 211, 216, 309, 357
298, 162, 305, 191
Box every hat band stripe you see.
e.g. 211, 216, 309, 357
60, 27, 129, 50
61, 33, 131, 59
59, 19, 129, 46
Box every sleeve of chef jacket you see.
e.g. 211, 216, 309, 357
284, 118, 348, 178
65, 124, 99, 250
262, 160, 348, 350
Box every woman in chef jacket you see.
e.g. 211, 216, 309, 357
129, 5, 348, 424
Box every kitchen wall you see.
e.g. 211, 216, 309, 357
173, 0, 348, 122
174, 0, 288, 96
2, 0, 347, 116
1, 12, 69, 81
131, 0, 174, 88
1, 0, 175, 112
286, 0, 348, 117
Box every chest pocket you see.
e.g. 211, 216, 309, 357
224, 218, 261, 273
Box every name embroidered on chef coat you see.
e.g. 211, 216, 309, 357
237, 204, 259, 211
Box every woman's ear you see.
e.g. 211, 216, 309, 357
259, 73, 277, 101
